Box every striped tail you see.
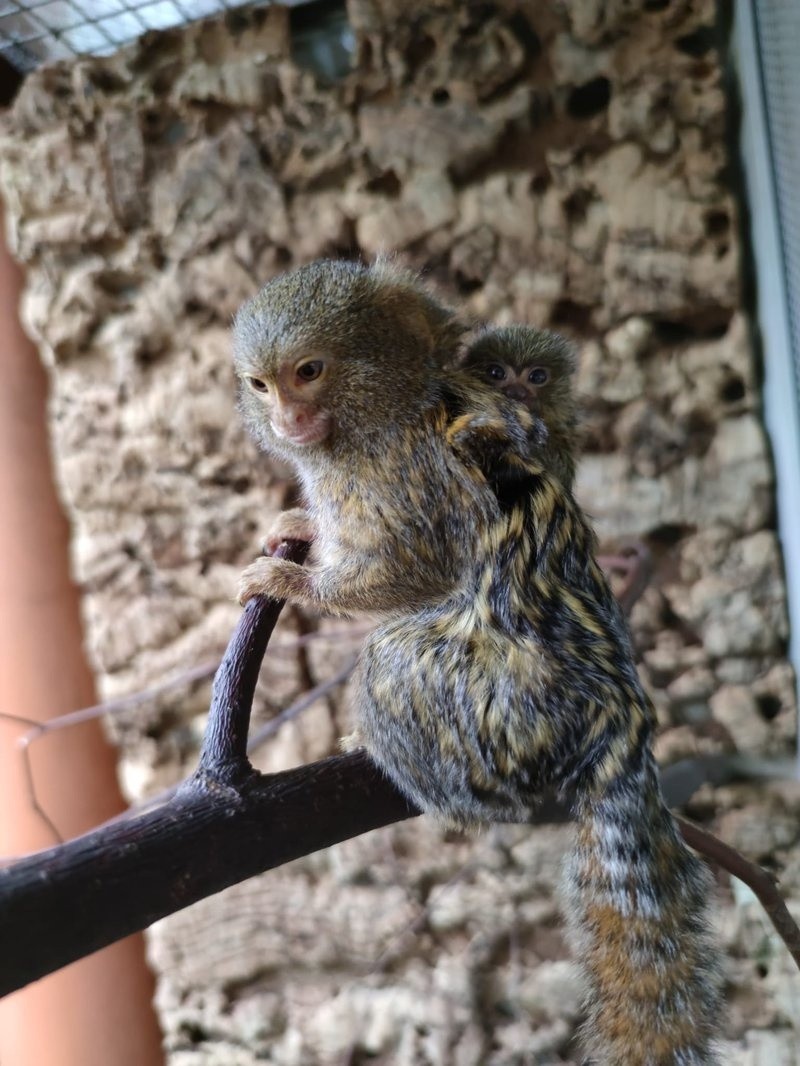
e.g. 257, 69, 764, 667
564, 755, 721, 1065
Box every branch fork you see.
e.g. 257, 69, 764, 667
0, 539, 797, 1000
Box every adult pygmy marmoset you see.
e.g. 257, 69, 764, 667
233, 258, 536, 614
232, 260, 721, 1065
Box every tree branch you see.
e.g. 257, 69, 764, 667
0, 540, 797, 1000
0, 748, 417, 997
676, 816, 800, 969
0, 543, 419, 996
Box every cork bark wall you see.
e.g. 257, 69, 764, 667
1, 1, 798, 1062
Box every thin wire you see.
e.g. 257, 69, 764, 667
170, 0, 198, 23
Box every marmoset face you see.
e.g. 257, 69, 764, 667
239, 353, 333, 448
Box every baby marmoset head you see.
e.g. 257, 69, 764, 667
460, 325, 580, 489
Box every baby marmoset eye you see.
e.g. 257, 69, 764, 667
528, 367, 548, 385
484, 363, 507, 381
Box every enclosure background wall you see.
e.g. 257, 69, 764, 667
1, 1, 797, 1061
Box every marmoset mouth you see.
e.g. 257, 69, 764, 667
272, 418, 331, 446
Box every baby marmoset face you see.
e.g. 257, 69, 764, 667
461, 325, 579, 489
462, 324, 576, 418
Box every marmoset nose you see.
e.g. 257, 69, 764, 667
503, 385, 529, 402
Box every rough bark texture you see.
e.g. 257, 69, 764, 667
0, 1, 798, 1062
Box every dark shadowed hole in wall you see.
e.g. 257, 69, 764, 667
290, 0, 353, 84
0, 54, 22, 105
566, 76, 612, 120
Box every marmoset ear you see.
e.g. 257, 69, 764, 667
398, 303, 436, 351
370, 257, 463, 362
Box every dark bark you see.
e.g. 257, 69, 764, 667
0, 749, 417, 997
0, 542, 414, 997
0, 541, 789, 997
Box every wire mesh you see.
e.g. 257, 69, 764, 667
752, 0, 800, 421
0, 0, 309, 71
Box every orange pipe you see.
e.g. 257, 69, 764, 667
0, 207, 164, 1065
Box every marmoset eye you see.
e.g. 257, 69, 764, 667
296, 360, 324, 382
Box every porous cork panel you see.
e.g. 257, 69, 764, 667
0, 0, 797, 1061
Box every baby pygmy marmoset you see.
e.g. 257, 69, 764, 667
461, 323, 579, 490
461, 324, 653, 611
232, 260, 721, 1066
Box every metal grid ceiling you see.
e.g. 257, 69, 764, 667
0, 0, 311, 72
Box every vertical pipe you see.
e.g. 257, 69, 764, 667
733, 0, 800, 767
0, 206, 165, 1065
